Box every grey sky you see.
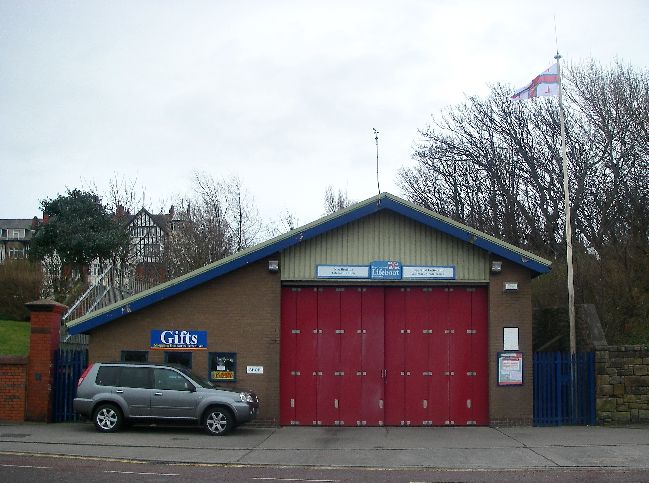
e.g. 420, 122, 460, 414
2, 1, 648, 226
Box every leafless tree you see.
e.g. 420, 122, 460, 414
324, 186, 354, 215
264, 209, 300, 238
399, 60, 649, 341
401, 61, 648, 258
164, 172, 263, 277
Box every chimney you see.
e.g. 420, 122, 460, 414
31, 216, 38, 229
116, 204, 125, 217
169, 205, 175, 219
42, 212, 49, 224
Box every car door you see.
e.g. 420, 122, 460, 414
115, 366, 153, 417
150, 367, 200, 419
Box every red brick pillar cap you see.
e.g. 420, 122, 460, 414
25, 300, 68, 314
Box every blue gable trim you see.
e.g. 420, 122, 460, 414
68, 193, 550, 335
379, 197, 551, 275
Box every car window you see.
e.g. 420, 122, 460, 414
96, 366, 120, 386
154, 368, 192, 391
119, 367, 152, 389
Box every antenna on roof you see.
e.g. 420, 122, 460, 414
373, 128, 381, 199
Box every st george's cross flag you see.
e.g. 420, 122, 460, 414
511, 63, 560, 100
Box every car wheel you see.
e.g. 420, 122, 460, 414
93, 404, 122, 433
204, 407, 233, 436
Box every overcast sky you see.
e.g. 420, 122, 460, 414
2, 1, 648, 228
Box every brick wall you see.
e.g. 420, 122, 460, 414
488, 259, 534, 425
25, 300, 65, 422
85, 254, 538, 427
0, 356, 28, 422
88, 257, 282, 425
596, 345, 649, 424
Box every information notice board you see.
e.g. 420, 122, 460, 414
497, 351, 524, 386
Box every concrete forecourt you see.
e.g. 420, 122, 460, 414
1, 422, 649, 471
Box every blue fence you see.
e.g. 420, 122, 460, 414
53, 348, 88, 422
533, 351, 596, 426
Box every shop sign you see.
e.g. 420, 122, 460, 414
316, 265, 370, 279
402, 265, 455, 280
150, 329, 207, 350
370, 260, 402, 280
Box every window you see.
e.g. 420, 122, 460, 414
164, 351, 192, 369
209, 352, 237, 382
8, 229, 24, 239
154, 368, 192, 391
96, 366, 120, 386
121, 351, 148, 362
119, 367, 152, 389
8, 248, 25, 259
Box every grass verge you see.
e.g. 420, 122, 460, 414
0, 320, 30, 356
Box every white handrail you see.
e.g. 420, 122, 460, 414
62, 263, 114, 321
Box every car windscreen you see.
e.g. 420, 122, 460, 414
178, 367, 215, 389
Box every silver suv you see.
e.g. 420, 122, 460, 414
73, 362, 259, 435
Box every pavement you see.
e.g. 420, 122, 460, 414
1, 421, 649, 470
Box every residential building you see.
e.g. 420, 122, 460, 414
0, 218, 39, 263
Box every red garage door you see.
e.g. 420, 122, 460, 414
280, 286, 488, 426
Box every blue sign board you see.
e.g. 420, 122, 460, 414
370, 260, 402, 280
150, 330, 208, 350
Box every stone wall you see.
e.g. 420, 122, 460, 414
596, 345, 649, 424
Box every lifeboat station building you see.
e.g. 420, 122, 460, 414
67, 193, 551, 427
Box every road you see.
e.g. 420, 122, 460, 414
1, 453, 649, 482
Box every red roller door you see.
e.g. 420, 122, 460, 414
280, 285, 488, 427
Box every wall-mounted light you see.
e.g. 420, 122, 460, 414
491, 261, 503, 273
268, 260, 280, 273
504, 282, 518, 291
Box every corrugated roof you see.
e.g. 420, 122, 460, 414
67, 192, 552, 335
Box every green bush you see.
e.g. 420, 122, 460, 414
0, 260, 43, 320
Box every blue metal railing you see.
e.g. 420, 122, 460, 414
52, 348, 88, 422
533, 351, 596, 426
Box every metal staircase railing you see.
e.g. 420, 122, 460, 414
62, 264, 116, 323
60, 262, 164, 343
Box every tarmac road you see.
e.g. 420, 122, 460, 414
1, 421, 649, 476
2, 452, 649, 482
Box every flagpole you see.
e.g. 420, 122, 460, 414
555, 52, 576, 357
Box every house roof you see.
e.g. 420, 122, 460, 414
67, 192, 552, 335
0, 218, 39, 240
125, 208, 171, 233
0, 218, 39, 229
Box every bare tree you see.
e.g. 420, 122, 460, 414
324, 186, 354, 215
401, 61, 649, 259
400, 59, 649, 342
164, 173, 263, 277
264, 209, 300, 238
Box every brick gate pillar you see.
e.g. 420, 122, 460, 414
24, 300, 67, 422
